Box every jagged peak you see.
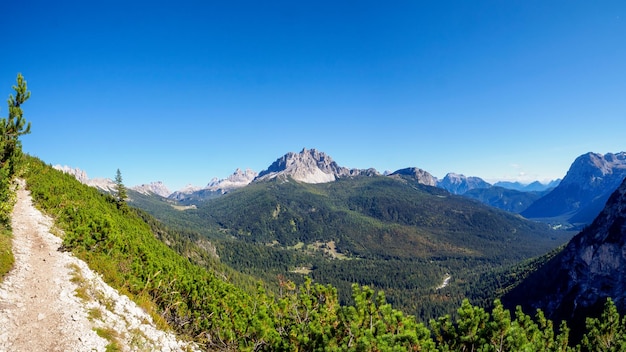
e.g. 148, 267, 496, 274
206, 168, 258, 190
132, 181, 171, 198
53, 165, 117, 193
255, 148, 379, 184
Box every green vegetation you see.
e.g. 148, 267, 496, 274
114, 168, 127, 205
132, 175, 574, 321
0, 73, 31, 280
0, 225, 12, 279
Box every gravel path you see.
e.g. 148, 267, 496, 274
0, 180, 197, 351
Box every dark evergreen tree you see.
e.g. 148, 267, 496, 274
0, 73, 31, 223
114, 168, 127, 205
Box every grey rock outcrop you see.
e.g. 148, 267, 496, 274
389, 167, 438, 187
53, 165, 117, 193
437, 173, 491, 195
255, 148, 379, 184
132, 181, 171, 198
169, 168, 257, 203
206, 168, 257, 190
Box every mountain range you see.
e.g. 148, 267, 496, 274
135, 148, 557, 200
57, 149, 626, 231
122, 149, 574, 319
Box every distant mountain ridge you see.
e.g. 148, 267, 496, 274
169, 168, 257, 204
463, 186, 548, 214
56, 148, 561, 204
522, 152, 626, 226
133, 181, 171, 198
437, 173, 491, 195
53, 165, 117, 193
494, 180, 560, 192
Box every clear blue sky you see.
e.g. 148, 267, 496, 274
2, 1, 625, 191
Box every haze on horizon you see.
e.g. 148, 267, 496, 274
1, 1, 624, 191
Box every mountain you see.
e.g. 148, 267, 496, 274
521, 152, 626, 227
169, 168, 257, 204
132, 181, 171, 198
388, 167, 438, 186
504, 176, 626, 336
463, 186, 547, 213
207, 168, 257, 189
437, 173, 491, 195
53, 165, 117, 192
494, 180, 560, 192
136, 170, 572, 320
255, 148, 379, 183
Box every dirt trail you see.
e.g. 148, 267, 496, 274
0, 180, 196, 351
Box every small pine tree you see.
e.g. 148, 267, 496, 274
0, 73, 31, 223
114, 168, 127, 204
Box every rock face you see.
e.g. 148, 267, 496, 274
169, 169, 257, 204
132, 181, 171, 198
388, 167, 438, 187
437, 173, 491, 195
53, 165, 117, 193
255, 148, 379, 184
206, 168, 257, 190
504, 176, 626, 330
522, 152, 626, 226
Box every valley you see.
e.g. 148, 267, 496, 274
129, 149, 575, 321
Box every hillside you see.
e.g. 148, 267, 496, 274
133, 172, 573, 319
504, 175, 626, 340
463, 186, 547, 213
0, 179, 193, 351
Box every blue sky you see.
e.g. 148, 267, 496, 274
1, 1, 625, 191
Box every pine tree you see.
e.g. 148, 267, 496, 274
114, 168, 127, 205
0, 73, 31, 223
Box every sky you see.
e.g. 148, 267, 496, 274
1, 1, 625, 191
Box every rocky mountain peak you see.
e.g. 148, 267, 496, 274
389, 167, 438, 187
131, 181, 171, 198
54, 165, 89, 184
206, 168, 257, 190
437, 173, 491, 195
522, 151, 626, 225
561, 152, 626, 189
53, 165, 117, 193
255, 148, 379, 184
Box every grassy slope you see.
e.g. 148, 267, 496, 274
23, 156, 277, 349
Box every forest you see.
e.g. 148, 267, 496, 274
130, 174, 573, 322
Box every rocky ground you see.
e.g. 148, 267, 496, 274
0, 180, 197, 352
